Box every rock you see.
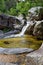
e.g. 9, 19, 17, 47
4, 41, 10, 44
0, 48, 34, 64
0, 30, 3, 35
26, 54, 41, 65
25, 7, 43, 36
0, 62, 17, 65
38, 7, 43, 20
0, 30, 20, 39
33, 20, 43, 40
4, 30, 20, 36
17, 14, 27, 26
0, 54, 25, 64
0, 48, 34, 54
0, 14, 22, 30
25, 21, 36, 35
0, 44, 43, 65
0, 30, 4, 38
0, 14, 26, 38
0, 14, 10, 29
8, 16, 22, 30
17, 14, 24, 21
28, 6, 43, 21
13, 24, 22, 31
25, 43, 43, 65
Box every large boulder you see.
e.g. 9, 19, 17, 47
28, 7, 43, 21
0, 14, 27, 31
25, 21, 36, 35
33, 20, 43, 40
0, 14, 26, 38
25, 43, 43, 65
0, 14, 22, 30
25, 7, 43, 37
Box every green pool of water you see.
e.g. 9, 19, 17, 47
0, 35, 43, 50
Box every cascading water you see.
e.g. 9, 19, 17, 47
18, 22, 30, 36
4, 21, 34, 38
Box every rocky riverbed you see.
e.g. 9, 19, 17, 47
0, 6, 43, 65
0, 44, 43, 65
0, 6, 43, 39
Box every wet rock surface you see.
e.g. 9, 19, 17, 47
0, 62, 17, 65
25, 43, 43, 65
0, 48, 34, 54
33, 20, 43, 40
0, 14, 26, 39
25, 21, 36, 35
0, 44, 43, 65
28, 6, 43, 21
0, 14, 26, 30
25, 6, 43, 39
0, 30, 4, 38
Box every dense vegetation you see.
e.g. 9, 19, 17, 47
0, 0, 43, 16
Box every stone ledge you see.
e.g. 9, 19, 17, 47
0, 44, 43, 65
0, 48, 34, 54
26, 43, 43, 65
0, 62, 17, 65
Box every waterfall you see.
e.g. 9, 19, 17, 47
4, 21, 33, 38
19, 22, 30, 36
